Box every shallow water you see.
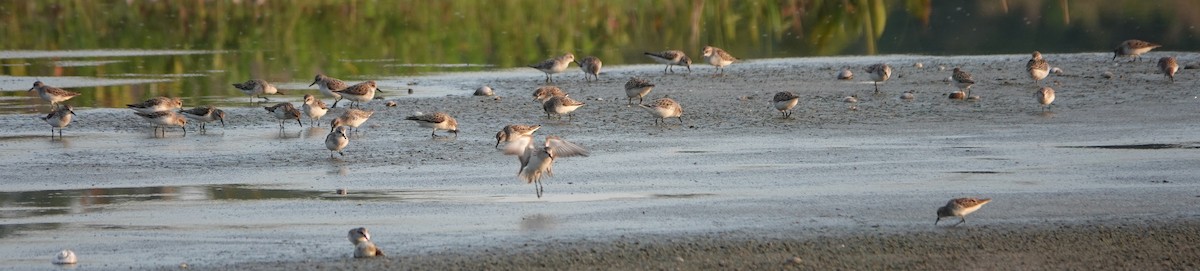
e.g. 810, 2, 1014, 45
2, 1, 1199, 114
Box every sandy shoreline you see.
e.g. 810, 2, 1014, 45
2, 53, 1200, 269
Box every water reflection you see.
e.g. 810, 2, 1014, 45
519, 214, 558, 232
328, 160, 350, 176
0, 185, 394, 221
0, 1, 1197, 114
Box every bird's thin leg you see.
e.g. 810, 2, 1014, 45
678, 116, 684, 125
953, 217, 966, 227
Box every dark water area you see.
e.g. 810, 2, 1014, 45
0, 0, 1197, 113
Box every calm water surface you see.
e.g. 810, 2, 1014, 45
0, 0, 1197, 113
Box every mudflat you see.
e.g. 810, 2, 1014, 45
2, 53, 1198, 270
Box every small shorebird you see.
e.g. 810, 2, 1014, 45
332, 81, 379, 108
640, 97, 683, 125
935, 197, 991, 227
263, 102, 302, 129
27, 81, 81, 109
623, 77, 655, 105
577, 56, 602, 82
772, 91, 800, 118
532, 86, 567, 103
1112, 39, 1161, 62
837, 68, 854, 80
952, 67, 976, 97
502, 135, 590, 198
178, 105, 226, 133
864, 63, 892, 93
1027, 51, 1050, 84
127, 97, 183, 114
404, 112, 459, 138
1158, 56, 1179, 82
330, 109, 374, 134
326, 126, 350, 158
302, 94, 329, 127
52, 249, 77, 265
701, 46, 737, 75
1036, 87, 1056, 112
529, 53, 575, 83
135, 111, 187, 136
542, 95, 585, 121
948, 90, 966, 100
309, 73, 348, 107
41, 105, 76, 138
232, 79, 284, 102
495, 124, 541, 148
474, 85, 494, 96
348, 227, 383, 258
644, 50, 692, 73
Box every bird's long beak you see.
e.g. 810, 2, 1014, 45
308, 80, 319, 87
276, 90, 286, 95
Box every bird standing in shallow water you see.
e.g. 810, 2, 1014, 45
623, 77, 655, 105
1027, 51, 1050, 85
543, 95, 585, 121
404, 112, 459, 138
644, 50, 692, 73
41, 105, 76, 138
330, 109, 374, 135
302, 94, 329, 127
310, 73, 348, 107
232, 79, 284, 103
577, 56, 602, 82
529, 53, 575, 83
639, 97, 684, 125
332, 81, 379, 108
326, 126, 350, 158
1158, 57, 1179, 83
263, 102, 302, 129
936, 197, 991, 227
502, 135, 590, 198
952, 67, 976, 97
702, 46, 737, 75
136, 111, 188, 137
1112, 39, 1161, 62
864, 64, 892, 93
28, 81, 81, 109
1036, 87, 1055, 112
178, 106, 226, 133
772, 91, 800, 118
